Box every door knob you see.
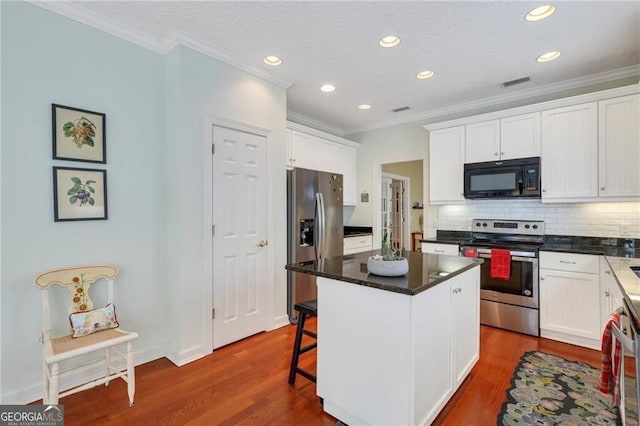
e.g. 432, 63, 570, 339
257, 240, 268, 247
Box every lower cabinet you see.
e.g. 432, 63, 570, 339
317, 266, 480, 425
421, 242, 460, 256
343, 235, 373, 255
539, 251, 601, 349
600, 257, 624, 330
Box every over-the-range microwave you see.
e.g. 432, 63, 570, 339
463, 157, 541, 199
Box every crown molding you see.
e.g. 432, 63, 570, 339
348, 65, 640, 135
27, 1, 292, 89
286, 111, 349, 137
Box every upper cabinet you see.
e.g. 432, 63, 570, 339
541, 102, 599, 200
465, 113, 541, 164
429, 126, 465, 204
286, 123, 359, 206
425, 83, 639, 205
598, 94, 640, 198
287, 130, 315, 170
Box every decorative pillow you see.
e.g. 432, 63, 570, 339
69, 303, 119, 338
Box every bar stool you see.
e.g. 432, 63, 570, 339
288, 299, 317, 384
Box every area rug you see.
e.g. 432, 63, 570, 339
499, 351, 637, 425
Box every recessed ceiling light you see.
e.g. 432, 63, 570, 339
416, 70, 435, 79
263, 55, 282, 66
526, 5, 556, 22
320, 84, 335, 92
358, 104, 372, 110
378, 35, 401, 48
536, 51, 561, 63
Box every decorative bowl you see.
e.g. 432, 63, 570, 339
367, 256, 409, 277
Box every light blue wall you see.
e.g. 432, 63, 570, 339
1, 1, 288, 402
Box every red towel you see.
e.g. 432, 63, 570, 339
598, 312, 621, 405
490, 249, 511, 280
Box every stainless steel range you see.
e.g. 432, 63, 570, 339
460, 219, 544, 336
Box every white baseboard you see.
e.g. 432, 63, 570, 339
270, 314, 291, 330
165, 345, 207, 367
2, 344, 166, 405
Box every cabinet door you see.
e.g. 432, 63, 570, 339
290, 130, 315, 169
541, 102, 598, 200
451, 267, 479, 386
539, 269, 601, 341
500, 112, 541, 160
465, 120, 500, 163
429, 126, 465, 204
600, 259, 624, 331
337, 144, 357, 206
598, 94, 640, 197
421, 242, 459, 256
314, 137, 343, 173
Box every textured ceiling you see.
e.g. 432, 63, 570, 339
35, 1, 640, 135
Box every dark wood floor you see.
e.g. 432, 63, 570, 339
50, 320, 603, 425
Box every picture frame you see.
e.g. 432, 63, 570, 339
53, 166, 108, 221
52, 104, 106, 164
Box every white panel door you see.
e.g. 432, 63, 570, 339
598, 94, 640, 197
540, 102, 598, 200
212, 125, 268, 349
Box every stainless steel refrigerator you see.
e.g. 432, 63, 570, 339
287, 168, 343, 322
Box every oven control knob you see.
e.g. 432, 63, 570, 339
532, 224, 538, 229
523, 290, 532, 296
524, 224, 530, 229
476, 222, 481, 227
482, 222, 488, 227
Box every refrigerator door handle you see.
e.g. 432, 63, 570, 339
316, 192, 326, 259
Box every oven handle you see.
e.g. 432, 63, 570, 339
477, 253, 538, 263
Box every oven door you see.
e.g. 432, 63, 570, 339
478, 253, 539, 309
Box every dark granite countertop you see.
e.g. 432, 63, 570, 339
285, 250, 482, 296
344, 226, 373, 237
605, 256, 640, 332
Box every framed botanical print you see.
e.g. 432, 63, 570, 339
53, 166, 108, 221
52, 104, 106, 163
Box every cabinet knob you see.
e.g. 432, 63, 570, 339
605, 290, 610, 297
494, 152, 498, 156
600, 186, 605, 190
542, 189, 547, 192
540, 277, 545, 280
293, 158, 296, 163
605, 270, 611, 275
500, 152, 505, 156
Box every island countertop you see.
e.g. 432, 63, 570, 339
285, 250, 483, 296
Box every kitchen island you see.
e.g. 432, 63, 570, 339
286, 250, 482, 425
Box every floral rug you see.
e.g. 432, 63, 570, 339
499, 351, 637, 425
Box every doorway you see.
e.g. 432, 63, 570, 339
211, 124, 269, 349
381, 174, 409, 251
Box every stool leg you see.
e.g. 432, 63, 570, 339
288, 312, 307, 385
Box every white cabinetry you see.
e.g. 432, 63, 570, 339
421, 242, 460, 256
539, 251, 601, 349
464, 113, 541, 164
598, 94, 640, 198
287, 123, 359, 206
600, 257, 624, 331
541, 102, 598, 201
287, 130, 315, 169
343, 235, 373, 255
429, 126, 465, 204
316, 266, 480, 425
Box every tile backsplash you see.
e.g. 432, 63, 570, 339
433, 200, 640, 237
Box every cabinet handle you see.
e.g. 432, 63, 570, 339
293, 158, 296, 163
600, 186, 605, 190
434, 249, 445, 253
559, 260, 576, 264
457, 287, 462, 293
